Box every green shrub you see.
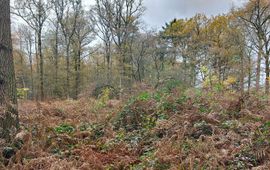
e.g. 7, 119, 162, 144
221, 120, 239, 130
160, 101, 176, 112
254, 121, 270, 145
131, 149, 170, 170
114, 99, 157, 132
153, 91, 163, 102
90, 123, 105, 140
17, 88, 29, 99
54, 124, 75, 134
176, 95, 187, 104
159, 79, 182, 93
92, 85, 119, 99
137, 91, 151, 101
94, 87, 111, 110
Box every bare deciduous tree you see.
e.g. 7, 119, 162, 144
52, 0, 81, 98
13, 0, 50, 100
239, 0, 270, 93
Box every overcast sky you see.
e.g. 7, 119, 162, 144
11, 0, 248, 29
142, 0, 248, 28
84, 0, 248, 29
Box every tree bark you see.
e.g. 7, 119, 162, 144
66, 44, 71, 99
265, 53, 270, 94
247, 52, 252, 93
54, 23, 59, 96
38, 29, 44, 101
105, 41, 112, 85
35, 32, 40, 101
28, 37, 34, 99
240, 53, 245, 96
0, 0, 19, 140
74, 42, 81, 99
256, 39, 263, 91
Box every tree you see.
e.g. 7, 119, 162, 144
72, 10, 94, 99
239, 0, 270, 93
91, 0, 113, 84
13, 24, 35, 99
52, 0, 81, 99
151, 35, 166, 83
162, 14, 209, 86
20, 25, 35, 99
0, 0, 19, 140
130, 32, 149, 82
102, 0, 144, 89
13, 0, 51, 100
49, 9, 61, 97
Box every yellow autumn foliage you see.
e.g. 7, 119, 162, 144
223, 76, 237, 87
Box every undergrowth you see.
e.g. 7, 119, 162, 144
1, 82, 270, 169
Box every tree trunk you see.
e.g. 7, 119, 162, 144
105, 41, 111, 85
38, 30, 44, 101
190, 54, 196, 87
240, 53, 245, 96
137, 62, 142, 82
19, 38, 25, 88
54, 23, 59, 96
183, 56, 187, 84
66, 44, 71, 99
35, 32, 40, 101
265, 53, 270, 95
0, 0, 19, 140
28, 38, 34, 99
74, 42, 81, 99
256, 39, 262, 91
248, 53, 251, 93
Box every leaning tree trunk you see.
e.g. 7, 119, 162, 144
0, 0, 19, 141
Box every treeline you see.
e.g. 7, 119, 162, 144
12, 0, 270, 100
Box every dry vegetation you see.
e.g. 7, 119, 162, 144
1, 0, 269, 169
0, 82, 269, 170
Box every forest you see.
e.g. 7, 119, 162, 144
0, 0, 270, 169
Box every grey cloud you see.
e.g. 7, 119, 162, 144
84, 0, 247, 29
143, 0, 247, 28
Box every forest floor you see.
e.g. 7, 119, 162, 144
1, 83, 270, 169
